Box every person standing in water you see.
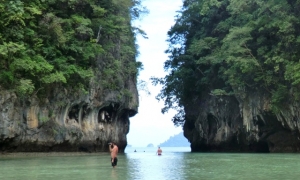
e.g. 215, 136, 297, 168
109, 142, 119, 168
157, 147, 162, 155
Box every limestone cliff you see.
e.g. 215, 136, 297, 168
0, 76, 138, 153
0, 0, 144, 153
183, 90, 300, 153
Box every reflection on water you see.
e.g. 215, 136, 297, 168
1, 148, 300, 180
125, 149, 187, 180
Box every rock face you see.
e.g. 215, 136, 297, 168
0, 76, 138, 153
183, 90, 300, 153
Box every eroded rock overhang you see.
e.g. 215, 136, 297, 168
183, 91, 300, 153
0, 82, 138, 153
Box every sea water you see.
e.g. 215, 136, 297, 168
1, 147, 300, 180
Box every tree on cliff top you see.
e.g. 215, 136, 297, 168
152, 0, 300, 126
0, 0, 147, 98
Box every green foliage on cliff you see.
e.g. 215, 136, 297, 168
0, 0, 146, 97
153, 0, 300, 126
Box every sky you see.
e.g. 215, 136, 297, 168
126, 0, 184, 147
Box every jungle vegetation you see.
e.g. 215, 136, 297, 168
152, 0, 300, 126
0, 0, 147, 97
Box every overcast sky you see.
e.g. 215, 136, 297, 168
126, 0, 184, 147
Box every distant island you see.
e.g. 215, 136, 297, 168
159, 132, 190, 147
146, 143, 154, 147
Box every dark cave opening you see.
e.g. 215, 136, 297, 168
98, 103, 119, 123
68, 105, 80, 123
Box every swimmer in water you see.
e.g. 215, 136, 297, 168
157, 147, 162, 155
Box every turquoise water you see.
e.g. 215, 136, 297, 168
1, 147, 300, 180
